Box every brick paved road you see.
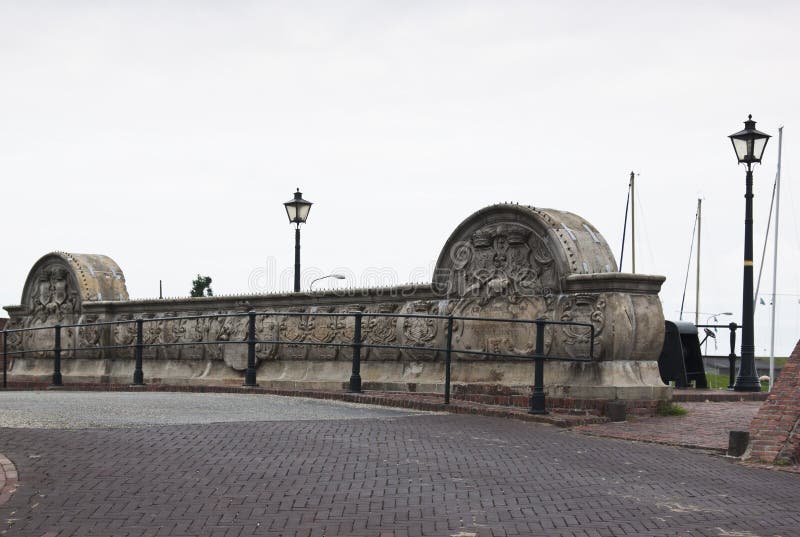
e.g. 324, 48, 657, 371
575, 402, 762, 452
1, 395, 799, 536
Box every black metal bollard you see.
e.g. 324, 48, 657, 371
728, 430, 749, 457
728, 322, 738, 390
132, 319, 145, 386
244, 312, 258, 387
51, 325, 63, 387
528, 320, 547, 415
349, 312, 362, 393
2, 329, 7, 389
444, 316, 453, 404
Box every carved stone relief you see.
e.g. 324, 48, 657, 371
2, 317, 23, 369
158, 313, 184, 360
363, 303, 400, 361
278, 308, 310, 360
305, 306, 342, 361
398, 300, 441, 361
556, 293, 607, 360
255, 313, 279, 361
452, 295, 553, 360
179, 314, 208, 361
29, 265, 79, 325
113, 314, 138, 360
448, 223, 558, 301
219, 314, 249, 371
77, 314, 103, 359
142, 314, 161, 360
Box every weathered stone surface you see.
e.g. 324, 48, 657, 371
3, 204, 669, 400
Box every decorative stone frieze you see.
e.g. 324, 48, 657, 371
3, 204, 669, 400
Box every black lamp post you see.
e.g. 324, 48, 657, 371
284, 188, 312, 292
729, 115, 770, 391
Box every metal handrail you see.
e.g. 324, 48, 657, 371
2, 310, 597, 414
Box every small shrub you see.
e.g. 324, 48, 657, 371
656, 401, 688, 416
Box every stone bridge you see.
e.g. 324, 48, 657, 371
3, 204, 668, 401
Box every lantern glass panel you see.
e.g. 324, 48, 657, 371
296, 203, 311, 222
753, 137, 768, 162
732, 138, 749, 162
285, 204, 298, 222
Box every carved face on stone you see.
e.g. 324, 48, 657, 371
52, 269, 69, 305
455, 223, 551, 302
30, 266, 78, 322
37, 275, 52, 308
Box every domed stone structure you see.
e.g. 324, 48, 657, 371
432, 204, 667, 399
21, 252, 129, 318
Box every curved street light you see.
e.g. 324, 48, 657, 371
703, 312, 733, 353
310, 274, 346, 291
706, 312, 734, 325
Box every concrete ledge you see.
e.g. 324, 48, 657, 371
6, 356, 672, 402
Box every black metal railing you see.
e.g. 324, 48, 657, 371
1, 310, 596, 415
697, 322, 740, 389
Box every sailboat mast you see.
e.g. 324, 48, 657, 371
619, 178, 631, 270
695, 198, 702, 326
630, 171, 636, 274
770, 126, 783, 390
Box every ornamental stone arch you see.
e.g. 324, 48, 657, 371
20, 252, 129, 324
433, 203, 617, 298
432, 204, 622, 362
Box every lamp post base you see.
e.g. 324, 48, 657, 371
733, 375, 762, 392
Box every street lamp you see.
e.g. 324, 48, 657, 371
729, 115, 771, 391
310, 274, 346, 291
284, 188, 313, 292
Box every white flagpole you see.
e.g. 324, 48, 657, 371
769, 126, 783, 391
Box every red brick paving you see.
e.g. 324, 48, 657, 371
671, 389, 768, 402
3, 413, 800, 536
574, 401, 762, 452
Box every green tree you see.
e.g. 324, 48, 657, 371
190, 274, 213, 297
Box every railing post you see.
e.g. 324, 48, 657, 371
349, 312, 362, 393
728, 322, 738, 390
244, 312, 258, 387
51, 325, 63, 387
529, 320, 547, 415
444, 316, 453, 404
132, 319, 144, 386
2, 329, 7, 389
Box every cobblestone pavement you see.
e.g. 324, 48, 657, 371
1, 393, 799, 536
575, 402, 762, 452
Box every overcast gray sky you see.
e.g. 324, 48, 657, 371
2, 1, 799, 355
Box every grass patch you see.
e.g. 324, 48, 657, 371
698, 373, 770, 391
657, 401, 688, 416
704, 373, 732, 389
